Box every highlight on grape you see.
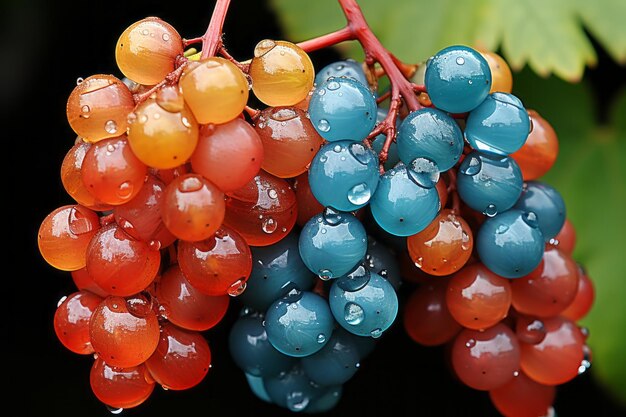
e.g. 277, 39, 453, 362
38, 0, 593, 415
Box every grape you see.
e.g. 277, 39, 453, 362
515, 315, 547, 345
229, 313, 296, 377
263, 364, 327, 411
396, 107, 464, 171
90, 358, 155, 409
510, 110, 559, 180
561, 268, 595, 321
177, 225, 252, 296
446, 263, 512, 330
155, 265, 230, 331
424, 45, 491, 113
371, 109, 401, 171
66, 74, 135, 142
476, 209, 544, 278
298, 208, 368, 279
255, 106, 324, 178
364, 236, 402, 290
191, 118, 263, 192
514, 181, 566, 240
71, 267, 109, 298
301, 328, 361, 385
369, 163, 440, 237
293, 172, 324, 227
115, 17, 183, 85
451, 323, 520, 391
329, 267, 398, 338
489, 372, 555, 417
145, 322, 211, 390
480, 51, 513, 94
38, 205, 101, 271
456, 151, 523, 216
304, 386, 343, 414
245, 373, 272, 403
308, 77, 377, 142
249, 40, 315, 106
308, 141, 380, 211
465, 92, 530, 156
179, 57, 249, 124
553, 218, 576, 255
264, 290, 335, 357
314, 59, 369, 87
54, 291, 103, 354
239, 231, 315, 311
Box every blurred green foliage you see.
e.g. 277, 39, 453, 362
271, 0, 626, 405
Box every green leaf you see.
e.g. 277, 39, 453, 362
270, 0, 625, 81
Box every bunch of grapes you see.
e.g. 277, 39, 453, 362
37, 0, 594, 415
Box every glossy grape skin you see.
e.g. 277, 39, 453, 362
265, 290, 334, 357
161, 174, 225, 242
370, 164, 440, 237
404, 281, 461, 346
66, 74, 135, 142
229, 314, 296, 377
305, 385, 343, 414
553, 218, 576, 255
298, 209, 368, 279
476, 210, 544, 278
255, 107, 324, 178
301, 328, 361, 386
224, 171, 297, 247
240, 231, 315, 311
115, 17, 183, 85
457, 151, 523, 216
407, 209, 473, 276
191, 118, 263, 192
61, 141, 112, 211
308, 77, 377, 142
89, 296, 160, 368
293, 172, 324, 227
245, 373, 272, 403
480, 51, 513, 94
249, 40, 315, 106
510, 110, 559, 180
511, 246, 579, 317
424, 45, 491, 113
177, 225, 252, 296
514, 181, 566, 240
489, 372, 555, 417
86, 223, 160, 296
90, 358, 155, 409
308, 141, 380, 211
451, 324, 520, 391
515, 316, 546, 345
71, 267, 109, 297
80, 136, 147, 205
127, 98, 199, 169
446, 263, 512, 330
180, 57, 249, 124
263, 364, 327, 411
396, 108, 464, 171
520, 316, 584, 385
38, 205, 101, 271
329, 270, 398, 338
155, 265, 230, 331
561, 270, 595, 321
314, 59, 368, 87
145, 323, 211, 390
54, 291, 103, 354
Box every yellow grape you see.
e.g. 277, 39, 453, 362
480, 51, 513, 94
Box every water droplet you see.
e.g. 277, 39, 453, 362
57, 295, 68, 307
370, 328, 383, 339
513, 371, 520, 377
414, 257, 423, 268
320, 228, 327, 234
335, 64, 345, 70
254, 39, 276, 57
333, 144, 342, 153
117, 181, 134, 200
496, 224, 509, 234
327, 81, 340, 90
322, 207, 342, 225
162, 33, 170, 41
456, 57, 465, 65
127, 112, 137, 125
523, 211, 539, 228
348, 142, 374, 165
271, 108, 297, 121
355, 362, 361, 368
344, 302, 364, 325
283, 288, 303, 302
319, 155, 327, 162
262, 217, 278, 234
529, 115, 534, 133
68, 206, 98, 235
317, 333, 326, 343
347, 183, 371, 205
465, 339, 476, 348
81, 105, 90, 114
104, 120, 118, 134
227, 279, 247, 297
148, 240, 162, 250
76, 77, 84, 85
126, 294, 153, 318
337, 265, 371, 291
286, 392, 310, 412
153, 113, 161, 120
461, 231, 471, 250
468, 80, 473, 85
317, 88, 326, 96
106, 406, 124, 414
139, 114, 148, 123
408, 157, 439, 189
181, 117, 192, 129
317, 119, 330, 132
178, 176, 203, 192
484, 204, 498, 217
268, 189, 278, 199
106, 143, 116, 153
461, 155, 481, 176
578, 359, 591, 375
318, 269, 333, 280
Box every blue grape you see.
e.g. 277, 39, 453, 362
514, 181, 566, 240
457, 151, 523, 216
239, 232, 315, 311
301, 327, 361, 386
299, 208, 368, 279
476, 209, 544, 278
424, 45, 491, 113
304, 386, 343, 414
265, 289, 335, 357
329, 268, 398, 338
263, 364, 327, 412
308, 141, 379, 211
308, 77, 377, 142
314, 59, 368, 87
369, 163, 440, 236
245, 373, 272, 403
396, 107, 464, 171
371, 108, 400, 170
465, 92, 530, 156
229, 313, 296, 377
365, 236, 401, 290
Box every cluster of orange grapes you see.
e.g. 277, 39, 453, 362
38, 16, 323, 410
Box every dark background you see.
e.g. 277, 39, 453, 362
5, 0, 625, 416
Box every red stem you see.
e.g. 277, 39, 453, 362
297, 27, 354, 52
201, 0, 232, 59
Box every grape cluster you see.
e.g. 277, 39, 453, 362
38, 5, 593, 416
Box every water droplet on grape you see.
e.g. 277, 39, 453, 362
117, 181, 134, 200
496, 224, 509, 234
456, 57, 465, 65
333, 144, 342, 153
76, 77, 84, 85
355, 362, 361, 368
286, 393, 310, 412
461, 231, 471, 250
68, 206, 97, 235
327, 81, 340, 90
337, 265, 370, 292
227, 279, 247, 297
414, 257, 423, 268
348, 142, 373, 165
317, 88, 326, 96
317, 119, 331, 132
468, 80, 473, 85
268, 189, 278, 199
153, 113, 161, 120
81, 104, 90, 114
335, 64, 345, 70
484, 204, 498, 217
104, 120, 118, 134
262, 217, 278, 234
283, 288, 303, 302
127, 112, 137, 124
126, 294, 153, 318
461, 155, 481, 176
270, 108, 297, 121
141, 29, 149, 36
318, 269, 333, 280
254, 39, 276, 57
522, 211, 539, 228
162, 33, 170, 41
344, 302, 364, 325
178, 176, 203, 192
106, 406, 124, 414
106, 143, 116, 153
320, 228, 327, 234
57, 295, 68, 308
148, 240, 162, 250
347, 183, 371, 205
317, 333, 326, 344
322, 207, 342, 225
139, 114, 148, 123
465, 339, 476, 348
370, 328, 383, 338
408, 157, 439, 189
578, 359, 591, 375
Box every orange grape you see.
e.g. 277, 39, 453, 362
54, 291, 103, 354
90, 358, 155, 409
561, 268, 595, 321
510, 110, 558, 181
71, 267, 109, 298
293, 172, 324, 227
489, 372, 555, 417
480, 51, 513, 94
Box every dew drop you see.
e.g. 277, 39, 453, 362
337, 265, 370, 291
148, 240, 162, 250
268, 189, 278, 199
181, 117, 192, 128
286, 393, 310, 412
227, 279, 247, 297
317, 119, 331, 132
178, 176, 203, 192
465, 339, 476, 348
456, 57, 465, 65
254, 39, 276, 57
348, 142, 373, 165
461, 231, 471, 250
333, 144, 342, 153
76, 77, 84, 85
68, 206, 97, 235
104, 120, 118, 134
335, 64, 345, 70
318, 269, 333, 281
344, 302, 364, 325
162, 33, 170, 41
57, 295, 68, 308
262, 217, 278, 234
414, 257, 423, 268
106, 406, 124, 414
370, 328, 383, 339
317, 88, 326, 96
407, 157, 439, 189
153, 113, 161, 120
81, 104, 90, 114
117, 181, 134, 200
578, 359, 591, 375
319, 155, 327, 163
461, 155, 481, 176
317, 333, 326, 344
484, 204, 498, 217
320, 228, 327, 234
496, 224, 509, 234
347, 183, 371, 205
106, 144, 116, 153
271, 108, 297, 121
322, 207, 342, 225
139, 114, 148, 123
126, 294, 153, 318
523, 211, 539, 228
468, 80, 473, 85
283, 288, 303, 302
127, 112, 137, 124
327, 81, 340, 90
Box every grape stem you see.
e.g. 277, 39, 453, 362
200, 0, 232, 59
132, 58, 188, 104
